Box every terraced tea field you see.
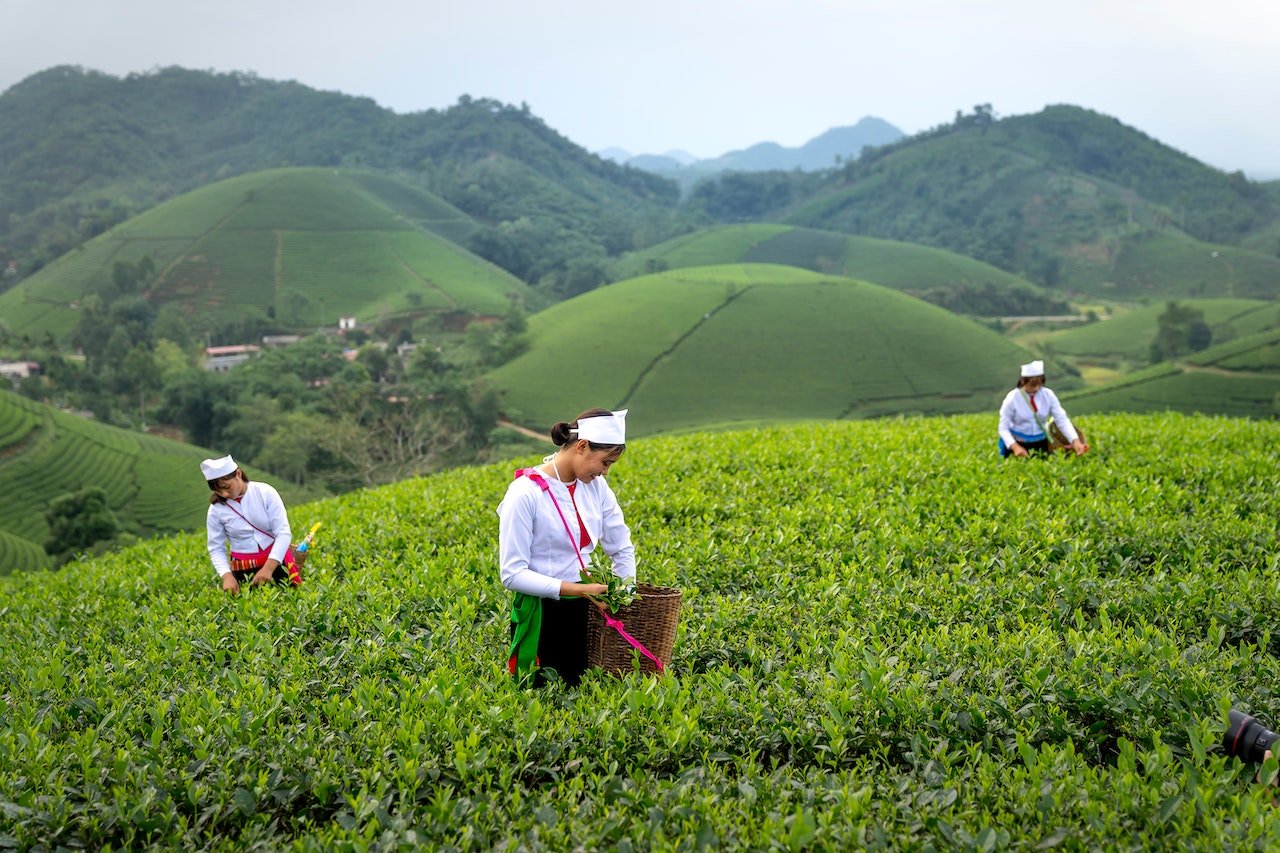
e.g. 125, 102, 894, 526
3, 413, 1280, 847
489, 264, 1036, 435
0, 389, 319, 572
0, 168, 526, 338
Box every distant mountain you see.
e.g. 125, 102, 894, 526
692, 105, 1280, 295
598, 147, 633, 163
603, 118, 905, 192
0, 65, 679, 287
701, 118, 904, 172
600, 147, 698, 167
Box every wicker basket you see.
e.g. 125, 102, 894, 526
1048, 418, 1088, 452
586, 584, 682, 675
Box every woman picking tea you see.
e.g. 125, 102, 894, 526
498, 408, 636, 686
997, 360, 1088, 458
202, 455, 302, 593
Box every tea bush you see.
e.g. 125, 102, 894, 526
3, 413, 1280, 849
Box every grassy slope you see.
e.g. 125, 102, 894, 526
616, 224, 1044, 297
3, 414, 1280, 848
0, 167, 525, 339
1106, 232, 1280, 299
1065, 326, 1280, 418
488, 264, 1033, 434
1042, 299, 1279, 360
0, 388, 321, 573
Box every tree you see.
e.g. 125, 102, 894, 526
43, 486, 121, 565
1149, 301, 1212, 363
120, 345, 161, 426
256, 412, 336, 487
156, 369, 237, 447
319, 398, 470, 488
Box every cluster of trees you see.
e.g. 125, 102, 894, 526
153, 327, 512, 492
917, 283, 1072, 317
6, 278, 531, 493
1149, 301, 1212, 364
43, 486, 132, 566
685, 172, 823, 223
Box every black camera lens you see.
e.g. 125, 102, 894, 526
1224, 709, 1280, 764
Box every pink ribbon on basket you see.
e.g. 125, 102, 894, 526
600, 609, 664, 672
516, 468, 664, 672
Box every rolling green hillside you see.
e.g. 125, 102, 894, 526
769, 106, 1280, 296
0, 168, 531, 340
0, 66, 678, 284
488, 264, 1038, 435
1066, 326, 1280, 418
0, 388, 321, 573
1040, 299, 1280, 362
614, 224, 1062, 314
3, 414, 1280, 848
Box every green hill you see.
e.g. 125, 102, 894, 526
1040, 299, 1280, 362
614, 224, 1065, 315
747, 106, 1280, 296
0, 388, 321, 573
488, 264, 1040, 435
0, 66, 678, 287
3, 413, 1280, 848
0, 167, 532, 340
1066, 326, 1280, 418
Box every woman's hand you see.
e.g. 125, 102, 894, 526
252, 560, 279, 586
561, 581, 608, 597
1010, 442, 1028, 457
222, 574, 241, 595
1071, 438, 1089, 456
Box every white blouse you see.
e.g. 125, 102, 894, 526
206, 481, 292, 577
497, 469, 636, 599
997, 386, 1079, 448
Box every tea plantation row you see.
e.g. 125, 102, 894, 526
3, 413, 1280, 849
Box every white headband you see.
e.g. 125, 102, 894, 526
573, 409, 627, 444
1020, 360, 1045, 378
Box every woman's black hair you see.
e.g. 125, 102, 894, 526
550, 408, 625, 451
208, 469, 250, 504
1016, 374, 1047, 388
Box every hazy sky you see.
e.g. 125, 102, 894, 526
3, 0, 1278, 176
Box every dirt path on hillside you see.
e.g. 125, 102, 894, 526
1175, 361, 1276, 379
497, 419, 544, 440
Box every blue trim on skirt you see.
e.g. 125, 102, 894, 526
998, 429, 1046, 457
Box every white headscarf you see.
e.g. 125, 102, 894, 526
574, 409, 627, 444
1020, 360, 1045, 378
200, 455, 237, 480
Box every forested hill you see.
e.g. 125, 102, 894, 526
694, 105, 1280, 295
0, 65, 679, 285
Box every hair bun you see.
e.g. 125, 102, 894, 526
550, 421, 572, 446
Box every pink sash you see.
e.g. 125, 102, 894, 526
516, 468, 663, 672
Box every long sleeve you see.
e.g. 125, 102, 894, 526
597, 480, 635, 582
257, 484, 293, 564
997, 391, 1018, 448
498, 486, 566, 599
1044, 389, 1079, 443
206, 482, 292, 576
206, 509, 231, 577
